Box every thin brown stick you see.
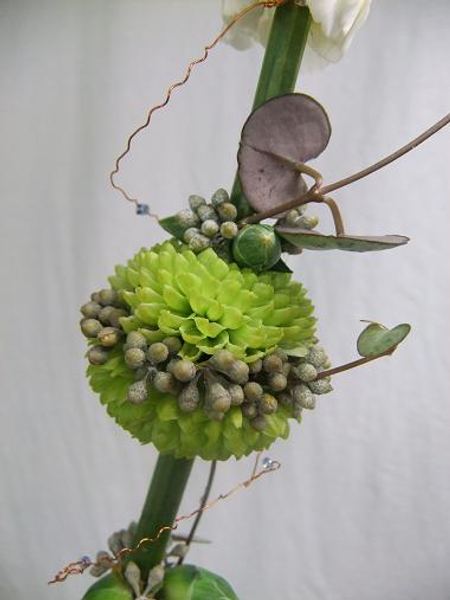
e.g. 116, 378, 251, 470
316, 350, 393, 380
242, 112, 450, 224
322, 196, 345, 235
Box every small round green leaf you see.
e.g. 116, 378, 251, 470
357, 323, 411, 358
276, 227, 409, 252
82, 574, 133, 600
163, 565, 239, 600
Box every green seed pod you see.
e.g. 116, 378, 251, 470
242, 402, 258, 419
87, 345, 110, 365
197, 204, 218, 222
80, 318, 103, 338
98, 305, 116, 325
293, 362, 317, 382
306, 345, 328, 368
170, 359, 197, 382
250, 415, 267, 431
220, 221, 238, 239
293, 384, 316, 410
284, 209, 300, 226
295, 214, 319, 230
308, 378, 333, 395
178, 379, 200, 412
189, 234, 211, 253
163, 336, 182, 355
228, 383, 245, 406
228, 360, 249, 385
98, 326, 121, 347
188, 194, 206, 212
248, 359, 262, 375
209, 349, 235, 372
108, 308, 128, 328
268, 373, 288, 392
99, 288, 119, 306
127, 380, 148, 404
153, 371, 179, 394
147, 342, 169, 364
211, 188, 229, 207
177, 208, 199, 228
124, 347, 146, 369
80, 301, 102, 319
217, 202, 238, 222
183, 227, 201, 243
201, 219, 220, 238
243, 381, 263, 402
232, 224, 281, 271
126, 331, 147, 350
260, 393, 278, 414
263, 353, 283, 373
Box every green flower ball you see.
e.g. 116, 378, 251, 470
87, 241, 316, 460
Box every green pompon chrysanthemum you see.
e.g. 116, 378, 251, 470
87, 241, 317, 460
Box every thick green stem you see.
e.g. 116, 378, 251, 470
130, 454, 194, 579
231, 2, 311, 217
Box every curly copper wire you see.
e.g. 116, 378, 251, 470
48, 455, 280, 584
109, 0, 287, 218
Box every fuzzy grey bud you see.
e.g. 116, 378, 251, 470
243, 382, 263, 402
293, 362, 317, 382
217, 202, 237, 222
250, 415, 267, 431
127, 380, 148, 404
308, 378, 333, 395
108, 308, 128, 328
201, 219, 220, 238
263, 354, 283, 373
228, 360, 249, 385
126, 331, 147, 350
220, 221, 238, 239
189, 234, 210, 253
81, 301, 101, 319
124, 347, 146, 369
228, 384, 245, 406
211, 188, 229, 207
268, 373, 288, 392
188, 194, 206, 212
87, 345, 110, 365
293, 384, 316, 410
147, 342, 169, 364
206, 380, 231, 413
177, 208, 199, 228
99, 289, 119, 307
98, 327, 121, 347
163, 336, 183, 355
242, 402, 258, 419
197, 204, 218, 222
153, 372, 179, 394
80, 318, 102, 338
248, 359, 262, 375
98, 305, 116, 325
169, 359, 197, 382
260, 393, 278, 414
306, 346, 328, 368
178, 379, 200, 412
210, 349, 235, 372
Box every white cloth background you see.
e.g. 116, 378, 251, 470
1, 1, 449, 599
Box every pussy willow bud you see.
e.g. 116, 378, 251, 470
263, 354, 283, 373
217, 202, 238, 222
228, 383, 245, 406
128, 380, 148, 404
80, 318, 102, 338
220, 221, 238, 239
126, 331, 147, 350
197, 204, 218, 222
81, 301, 101, 319
90, 291, 101, 303
308, 378, 333, 395
178, 379, 200, 412
242, 402, 258, 419
188, 194, 206, 211
108, 308, 128, 328
98, 327, 121, 347
260, 393, 278, 414
177, 208, 199, 228
284, 209, 300, 226
147, 342, 169, 364
183, 227, 201, 243
189, 234, 211, 253
243, 381, 263, 402
211, 188, 229, 207
293, 384, 316, 410
268, 373, 288, 392
295, 215, 319, 230
201, 219, 220, 238
99, 289, 119, 306
210, 349, 235, 372
124, 347, 146, 369
169, 359, 197, 382
163, 336, 182, 355
306, 346, 328, 368
250, 415, 267, 431
293, 362, 317, 382
228, 360, 249, 385
87, 345, 109, 365
153, 372, 179, 394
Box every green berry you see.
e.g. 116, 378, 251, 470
293, 385, 316, 410
124, 347, 146, 369
87, 346, 109, 365
293, 362, 317, 382
98, 327, 121, 347
177, 209, 199, 228
197, 204, 218, 222
308, 378, 333, 395
211, 188, 229, 207
206, 381, 231, 413
147, 342, 169, 364
127, 380, 148, 404
210, 349, 235, 372
217, 202, 237, 222
80, 318, 102, 338
228, 384, 245, 406
189, 234, 210, 253
153, 372, 179, 394
178, 380, 200, 412
108, 308, 128, 328
99, 289, 119, 306
228, 360, 249, 384
220, 221, 238, 239
183, 227, 201, 243
263, 354, 283, 373
98, 305, 116, 325
284, 209, 300, 226
126, 331, 147, 350
81, 301, 101, 319
90, 291, 102, 303
242, 402, 258, 419
170, 360, 197, 382
201, 219, 220, 238
243, 382, 263, 402
188, 194, 206, 211
260, 393, 278, 414
250, 415, 267, 431
163, 337, 182, 355
268, 373, 287, 392
248, 359, 262, 375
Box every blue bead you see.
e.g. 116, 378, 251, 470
80, 555, 91, 566
136, 203, 150, 215
262, 457, 274, 470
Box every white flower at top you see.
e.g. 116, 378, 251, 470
222, 0, 371, 63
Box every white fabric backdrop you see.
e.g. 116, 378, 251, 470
1, 1, 449, 599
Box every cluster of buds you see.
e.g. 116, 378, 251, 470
275, 206, 320, 255
79, 289, 130, 364
177, 188, 239, 255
